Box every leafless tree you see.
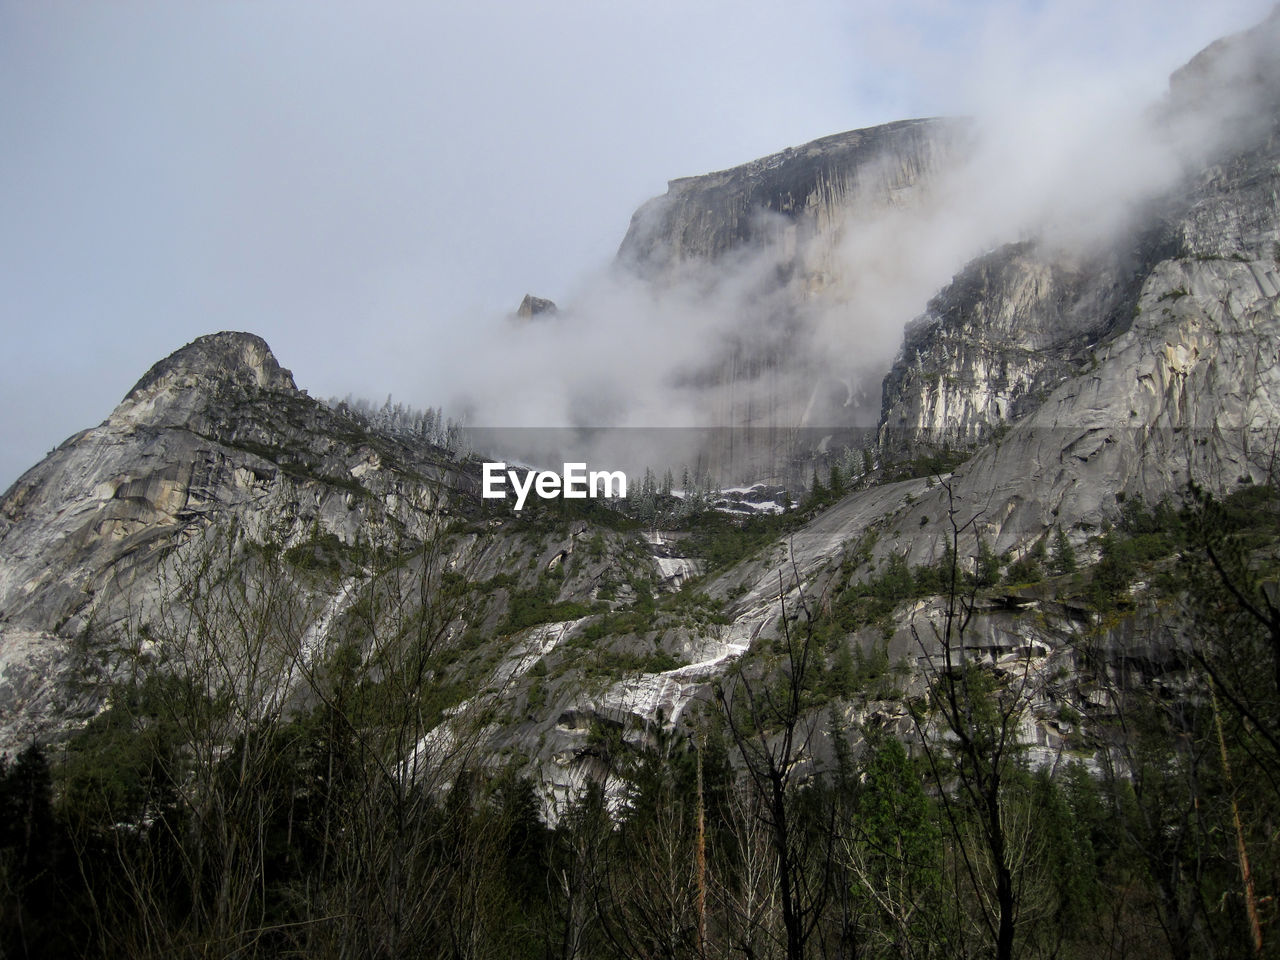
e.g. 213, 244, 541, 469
714, 568, 836, 960
907, 480, 1043, 960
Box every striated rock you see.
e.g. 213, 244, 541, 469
618, 117, 969, 279
878, 241, 1145, 455
609, 118, 970, 482
877, 6, 1280, 463
867, 251, 1280, 567
125, 331, 296, 400
0, 332, 471, 743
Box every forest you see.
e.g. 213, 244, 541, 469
1, 478, 1277, 960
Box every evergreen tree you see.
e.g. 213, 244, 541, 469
810, 467, 825, 505
828, 462, 844, 497
1049, 526, 1076, 574
975, 537, 1001, 587
847, 730, 942, 953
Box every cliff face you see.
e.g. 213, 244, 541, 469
867, 249, 1280, 569
612, 10, 1280, 484
878, 242, 1142, 453
618, 117, 968, 282
876, 8, 1280, 472
611, 118, 970, 481
878, 143, 1280, 460
0, 333, 471, 742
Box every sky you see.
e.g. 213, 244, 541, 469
0, 0, 1275, 490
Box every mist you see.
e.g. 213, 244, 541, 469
1, 0, 1274, 489
438, 4, 1279, 483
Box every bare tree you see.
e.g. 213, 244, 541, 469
714, 569, 835, 960
711, 777, 782, 959
908, 481, 1042, 960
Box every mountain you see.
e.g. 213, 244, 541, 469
2, 13, 1280, 958
617, 117, 967, 279
0, 332, 476, 741
3, 5, 1278, 777
609, 116, 971, 471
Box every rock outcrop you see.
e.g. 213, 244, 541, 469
609, 118, 971, 483
0, 332, 469, 742
877, 7, 1280, 476
878, 241, 1145, 454
618, 117, 968, 281
516, 294, 558, 319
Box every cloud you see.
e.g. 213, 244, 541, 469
432, 0, 1278, 483
0, 0, 1273, 488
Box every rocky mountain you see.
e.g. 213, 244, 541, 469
1, 9, 1279, 826
617, 116, 968, 283
870, 7, 1280, 561
0, 332, 475, 742
609, 116, 972, 482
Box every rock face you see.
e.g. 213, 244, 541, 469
878, 241, 1145, 454
618, 117, 968, 281
0, 332, 469, 742
869, 250, 1280, 568
124, 331, 296, 402
516, 294, 558, 319
611, 118, 970, 483
878, 8, 1280, 474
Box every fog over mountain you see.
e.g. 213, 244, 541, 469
0, 0, 1273, 489
447, 6, 1280, 485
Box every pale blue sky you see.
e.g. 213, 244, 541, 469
0, 0, 1272, 488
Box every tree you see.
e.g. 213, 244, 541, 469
840, 729, 944, 959
828, 462, 845, 498
909, 482, 1040, 960
1049, 525, 1076, 575
599, 733, 703, 960
0, 744, 61, 960
714, 571, 835, 960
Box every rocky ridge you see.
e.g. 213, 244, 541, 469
618, 117, 968, 282
879, 7, 1280, 461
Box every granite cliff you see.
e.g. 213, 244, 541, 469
618, 117, 968, 283
0, 332, 472, 742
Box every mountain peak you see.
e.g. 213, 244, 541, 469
123, 331, 295, 403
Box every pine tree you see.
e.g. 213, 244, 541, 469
975, 537, 1001, 587
1050, 526, 1076, 575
